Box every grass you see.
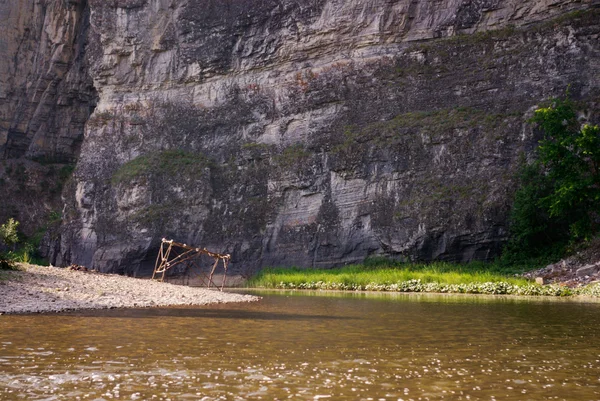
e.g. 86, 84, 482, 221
247, 259, 600, 297
250, 262, 532, 288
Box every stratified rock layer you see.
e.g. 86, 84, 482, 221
6, 0, 599, 274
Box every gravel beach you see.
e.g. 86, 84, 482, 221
0, 264, 259, 314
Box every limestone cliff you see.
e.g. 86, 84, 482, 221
2, 0, 600, 274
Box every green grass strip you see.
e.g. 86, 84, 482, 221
248, 262, 600, 297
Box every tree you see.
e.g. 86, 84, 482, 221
506, 96, 600, 259
533, 97, 600, 239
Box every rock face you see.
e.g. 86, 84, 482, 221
0, 0, 96, 160
0, 0, 97, 235
4, 0, 599, 275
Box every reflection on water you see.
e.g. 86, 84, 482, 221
1, 291, 599, 400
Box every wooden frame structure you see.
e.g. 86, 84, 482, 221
152, 239, 230, 291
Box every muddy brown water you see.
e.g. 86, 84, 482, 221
1, 291, 599, 400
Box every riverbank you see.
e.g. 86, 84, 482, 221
0, 264, 259, 314
249, 263, 600, 297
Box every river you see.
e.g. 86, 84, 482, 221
1, 291, 599, 400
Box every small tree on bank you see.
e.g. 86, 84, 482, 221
0, 218, 19, 251
505, 96, 600, 260
0, 218, 20, 270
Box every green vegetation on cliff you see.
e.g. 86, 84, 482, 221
334, 107, 517, 152
111, 150, 212, 184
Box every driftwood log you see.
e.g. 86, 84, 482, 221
152, 239, 230, 291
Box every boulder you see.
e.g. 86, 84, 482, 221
575, 263, 600, 278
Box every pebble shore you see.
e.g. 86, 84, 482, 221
0, 264, 259, 314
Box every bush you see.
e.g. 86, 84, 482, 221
0, 218, 19, 250
0, 218, 37, 269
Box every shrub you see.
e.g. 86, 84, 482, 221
0, 218, 20, 270
0, 218, 19, 250
0, 257, 15, 270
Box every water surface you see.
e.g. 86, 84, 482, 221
1, 291, 599, 400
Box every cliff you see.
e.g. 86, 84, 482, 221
2, 0, 600, 275
0, 0, 96, 237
